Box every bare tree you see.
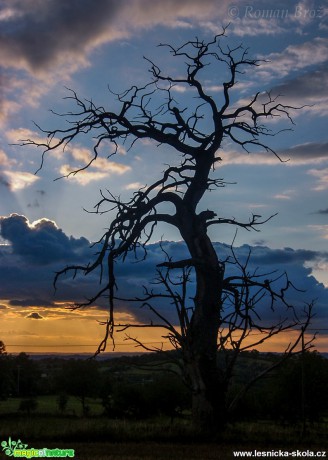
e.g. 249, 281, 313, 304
22, 31, 314, 430
0, 341, 6, 355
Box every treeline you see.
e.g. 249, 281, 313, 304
0, 347, 328, 422
228, 351, 328, 422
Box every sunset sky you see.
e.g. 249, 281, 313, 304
0, 0, 327, 354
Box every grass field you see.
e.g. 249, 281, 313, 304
0, 395, 327, 459
0, 395, 103, 417
0, 415, 328, 460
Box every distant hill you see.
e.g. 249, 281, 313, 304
19, 351, 146, 360
13, 350, 328, 361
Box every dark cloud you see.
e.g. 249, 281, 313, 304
236, 245, 323, 266
0, 214, 327, 331
315, 208, 328, 215
0, 0, 218, 74
0, 214, 94, 307
0, 0, 123, 72
222, 139, 328, 167
111, 241, 328, 326
0, 176, 10, 188
26, 312, 43, 320
267, 65, 328, 120
0, 214, 90, 264
273, 65, 328, 100
277, 141, 328, 163
252, 239, 268, 246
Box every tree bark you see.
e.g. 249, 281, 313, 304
186, 251, 225, 430
178, 200, 226, 431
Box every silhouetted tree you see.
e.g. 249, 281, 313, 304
57, 392, 69, 414
269, 352, 328, 422
23, 31, 314, 431
0, 341, 15, 399
18, 398, 38, 416
14, 353, 40, 397
58, 359, 100, 416
103, 373, 190, 420
0, 341, 6, 355
145, 373, 191, 420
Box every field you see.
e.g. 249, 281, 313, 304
1, 352, 328, 459
0, 395, 327, 460
0, 395, 104, 418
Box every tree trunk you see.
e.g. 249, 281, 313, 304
179, 209, 226, 432
184, 262, 226, 432
175, 150, 226, 431
183, 344, 227, 430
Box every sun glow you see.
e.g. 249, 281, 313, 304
1, 301, 326, 354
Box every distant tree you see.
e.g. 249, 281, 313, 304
18, 398, 38, 416
57, 392, 69, 414
104, 384, 148, 419
0, 341, 14, 399
228, 351, 328, 424
14, 353, 40, 397
103, 373, 190, 420
58, 360, 100, 416
24, 31, 314, 431
0, 341, 6, 355
145, 373, 191, 420
269, 352, 328, 422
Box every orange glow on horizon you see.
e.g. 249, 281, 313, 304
1, 301, 327, 355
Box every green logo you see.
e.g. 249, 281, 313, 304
1, 439, 28, 457
1, 439, 75, 458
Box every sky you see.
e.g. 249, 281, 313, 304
0, 0, 327, 354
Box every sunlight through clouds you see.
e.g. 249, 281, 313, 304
258, 38, 328, 79
3, 171, 39, 190
308, 168, 328, 190
308, 225, 328, 239
0, 149, 16, 168
0, 0, 327, 353
58, 166, 110, 185
59, 160, 130, 184
125, 182, 145, 190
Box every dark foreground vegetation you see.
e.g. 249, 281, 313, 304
0, 349, 327, 458
1, 350, 328, 421
0, 417, 327, 459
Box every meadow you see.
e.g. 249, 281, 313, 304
0, 395, 327, 459
1, 352, 328, 459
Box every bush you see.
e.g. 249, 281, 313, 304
102, 373, 191, 419
18, 398, 38, 415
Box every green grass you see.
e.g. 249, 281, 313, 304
0, 420, 326, 460
0, 415, 326, 445
0, 416, 195, 443
0, 396, 327, 459
0, 395, 103, 417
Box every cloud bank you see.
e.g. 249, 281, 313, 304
0, 214, 327, 333
221, 141, 328, 166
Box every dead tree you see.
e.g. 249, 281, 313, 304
22, 31, 313, 430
